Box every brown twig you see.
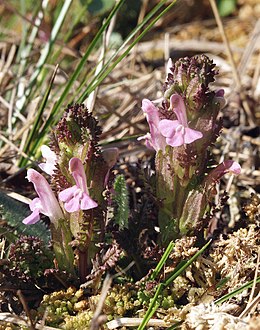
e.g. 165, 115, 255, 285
89, 274, 112, 330
17, 289, 35, 330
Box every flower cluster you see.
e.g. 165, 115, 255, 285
140, 94, 203, 150
22, 104, 118, 279
23, 155, 98, 227
139, 55, 241, 244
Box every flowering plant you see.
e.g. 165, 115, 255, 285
21, 55, 241, 283
22, 104, 118, 283
139, 55, 241, 245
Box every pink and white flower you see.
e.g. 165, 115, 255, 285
59, 157, 98, 213
39, 145, 57, 176
23, 169, 63, 227
206, 160, 241, 186
138, 99, 166, 152
158, 94, 203, 147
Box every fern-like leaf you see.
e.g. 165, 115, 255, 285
0, 191, 50, 243
113, 175, 129, 229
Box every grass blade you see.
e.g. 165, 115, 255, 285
149, 241, 175, 281
215, 276, 260, 305
16, 0, 73, 115
30, 0, 125, 154
19, 65, 59, 166
78, 0, 178, 102
47, 0, 125, 120
138, 239, 212, 330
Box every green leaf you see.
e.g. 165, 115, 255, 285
217, 0, 237, 17
113, 174, 129, 229
0, 191, 50, 244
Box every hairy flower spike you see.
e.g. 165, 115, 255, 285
55, 103, 101, 147
164, 55, 217, 115
139, 55, 241, 244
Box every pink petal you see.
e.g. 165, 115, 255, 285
23, 209, 41, 225
80, 193, 98, 210
141, 99, 166, 151
69, 158, 88, 193
39, 145, 57, 175
59, 186, 78, 202
170, 94, 188, 126
223, 160, 241, 175
137, 133, 154, 150
64, 195, 81, 213
166, 131, 185, 147
184, 127, 203, 144
29, 197, 42, 212
26, 169, 63, 225
205, 160, 241, 187
159, 119, 179, 138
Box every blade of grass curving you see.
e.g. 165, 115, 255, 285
34, 2, 90, 97
138, 239, 212, 330
17, 1, 48, 79
215, 276, 260, 305
46, 0, 125, 120
19, 65, 59, 167
149, 241, 175, 281
16, 0, 29, 60
216, 276, 230, 289
26, 0, 176, 156
29, 0, 125, 155
78, 0, 177, 103
14, 1, 48, 126
74, 0, 171, 101
16, 0, 73, 116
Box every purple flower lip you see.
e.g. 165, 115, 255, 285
22, 169, 63, 227
207, 160, 241, 182
59, 157, 98, 213
158, 94, 203, 147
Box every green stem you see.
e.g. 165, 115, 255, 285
51, 220, 75, 276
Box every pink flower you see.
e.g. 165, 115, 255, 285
23, 169, 63, 227
139, 99, 166, 152
206, 160, 241, 186
158, 94, 203, 147
39, 145, 57, 176
59, 157, 98, 213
